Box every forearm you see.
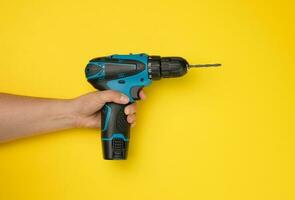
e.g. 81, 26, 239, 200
0, 93, 76, 143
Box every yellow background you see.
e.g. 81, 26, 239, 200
0, 0, 294, 199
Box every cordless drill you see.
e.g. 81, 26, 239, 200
85, 53, 220, 160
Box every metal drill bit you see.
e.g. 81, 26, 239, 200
189, 63, 221, 68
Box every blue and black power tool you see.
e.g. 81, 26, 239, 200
85, 53, 220, 160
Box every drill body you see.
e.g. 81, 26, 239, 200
85, 53, 218, 160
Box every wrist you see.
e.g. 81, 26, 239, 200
54, 99, 78, 129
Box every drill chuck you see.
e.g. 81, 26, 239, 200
148, 56, 188, 80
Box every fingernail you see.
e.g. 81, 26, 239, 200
125, 108, 130, 115
141, 94, 146, 100
120, 95, 129, 103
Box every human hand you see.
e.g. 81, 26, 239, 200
70, 90, 146, 129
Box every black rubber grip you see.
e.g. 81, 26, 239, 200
101, 102, 130, 160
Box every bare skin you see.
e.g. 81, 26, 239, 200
0, 90, 146, 143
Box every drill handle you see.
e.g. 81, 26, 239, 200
101, 102, 130, 160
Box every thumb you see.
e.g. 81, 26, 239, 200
94, 90, 129, 106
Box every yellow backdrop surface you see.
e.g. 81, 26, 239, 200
0, 0, 294, 200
